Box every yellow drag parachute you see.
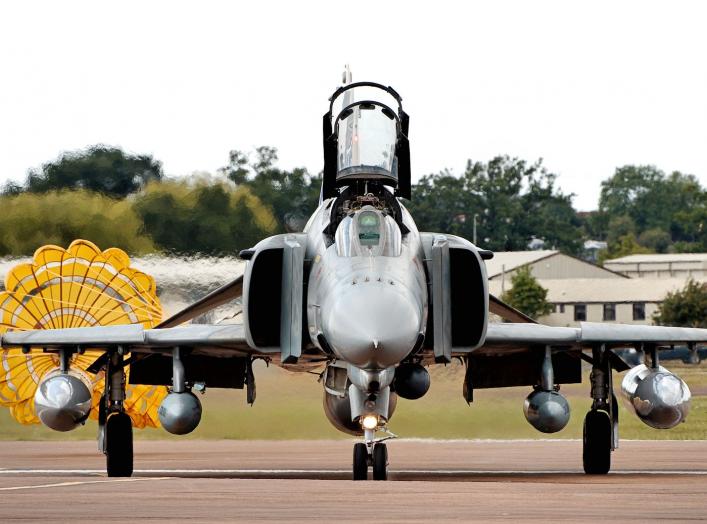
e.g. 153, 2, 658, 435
0, 240, 168, 428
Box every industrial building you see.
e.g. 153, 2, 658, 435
484, 250, 624, 296
603, 253, 707, 280
488, 251, 706, 327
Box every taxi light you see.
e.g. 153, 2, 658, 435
361, 415, 378, 430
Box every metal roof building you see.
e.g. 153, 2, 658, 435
604, 253, 707, 280
485, 250, 624, 285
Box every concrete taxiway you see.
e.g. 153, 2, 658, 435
1, 439, 706, 522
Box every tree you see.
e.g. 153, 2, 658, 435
501, 266, 554, 320
653, 279, 707, 328
133, 180, 277, 255
638, 228, 671, 253
597, 233, 653, 264
25, 145, 163, 198
0, 190, 154, 255
596, 165, 707, 253
408, 156, 583, 253
219, 146, 320, 232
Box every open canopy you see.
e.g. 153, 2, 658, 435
322, 82, 411, 200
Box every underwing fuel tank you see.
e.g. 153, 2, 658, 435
158, 391, 203, 435
34, 369, 93, 432
621, 364, 691, 429
523, 389, 570, 433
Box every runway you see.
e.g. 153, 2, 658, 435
1, 440, 706, 522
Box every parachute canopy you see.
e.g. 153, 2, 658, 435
0, 239, 167, 428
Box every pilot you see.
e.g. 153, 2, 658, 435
335, 206, 401, 258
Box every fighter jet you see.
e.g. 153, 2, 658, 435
1, 73, 704, 480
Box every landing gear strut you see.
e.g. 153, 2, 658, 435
99, 349, 133, 477
583, 344, 617, 475
345, 368, 396, 481
352, 427, 388, 480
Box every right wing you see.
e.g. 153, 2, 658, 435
1, 322, 262, 357
1, 323, 272, 389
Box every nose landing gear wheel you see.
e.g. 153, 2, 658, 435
372, 443, 388, 480
353, 443, 368, 480
583, 410, 611, 475
106, 412, 133, 477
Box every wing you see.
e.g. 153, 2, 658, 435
156, 276, 243, 328
488, 294, 536, 324
450, 321, 707, 390
0, 323, 275, 390
1, 323, 261, 356
479, 321, 707, 351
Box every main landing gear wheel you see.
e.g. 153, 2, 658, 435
372, 443, 388, 481
583, 410, 611, 475
106, 412, 133, 477
353, 443, 368, 481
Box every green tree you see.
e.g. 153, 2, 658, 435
219, 146, 320, 232
407, 170, 470, 235
0, 190, 154, 255
408, 156, 583, 253
25, 145, 163, 198
653, 279, 707, 328
597, 233, 653, 264
597, 165, 707, 252
133, 180, 277, 255
638, 228, 671, 253
501, 266, 554, 319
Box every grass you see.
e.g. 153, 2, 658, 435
1, 360, 706, 441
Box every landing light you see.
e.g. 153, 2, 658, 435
361, 415, 378, 430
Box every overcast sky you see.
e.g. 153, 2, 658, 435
1, 1, 705, 210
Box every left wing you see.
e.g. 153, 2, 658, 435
478, 321, 707, 352
449, 321, 707, 390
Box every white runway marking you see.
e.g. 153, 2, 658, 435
0, 477, 168, 491
0, 469, 706, 476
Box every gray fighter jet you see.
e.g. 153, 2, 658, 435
2, 75, 704, 480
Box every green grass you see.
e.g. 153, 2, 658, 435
1, 361, 706, 440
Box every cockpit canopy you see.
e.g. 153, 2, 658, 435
322, 82, 411, 200
336, 103, 397, 183
335, 206, 402, 257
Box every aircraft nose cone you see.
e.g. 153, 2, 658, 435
322, 283, 422, 369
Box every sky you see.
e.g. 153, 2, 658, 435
0, 1, 705, 210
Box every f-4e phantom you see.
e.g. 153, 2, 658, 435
1, 74, 703, 480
